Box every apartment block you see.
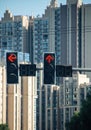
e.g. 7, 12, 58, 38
44, 85, 60, 130
60, 73, 90, 130
0, 66, 6, 124
0, 66, 37, 130
60, 0, 82, 67
0, 10, 29, 63
21, 76, 37, 130
0, 0, 91, 130
81, 4, 91, 79
7, 84, 21, 130
33, 17, 49, 63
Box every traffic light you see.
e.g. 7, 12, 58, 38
65, 65, 72, 77
6, 52, 18, 84
56, 65, 65, 77
44, 53, 55, 84
56, 65, 72, 77
19, 64, 36, 76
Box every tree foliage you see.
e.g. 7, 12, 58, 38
0, 124, 10, 130
66, 92, 91, 130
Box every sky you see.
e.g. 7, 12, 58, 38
0, 0, 91, 19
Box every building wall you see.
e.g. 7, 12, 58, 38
21, 76, 37, 130
60, 73, 90, 130
0, 66, 37, 130
66, 0, 82, 6
0, 10, 29, 60
44, 4, 57, 52
81, 4, 91, 80
60, 3, 81, 67
33, 17, 48, 64
60, 5, 67, 65
1, 1, 91, 130
55, 7, 61, 64
0, 67, 6, 124
28, 16, 34, 63
45, 85, 59, 130
7, 84, 21, 130
36, 63, 44, 130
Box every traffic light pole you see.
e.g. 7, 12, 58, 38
36, 67, 43, 70
37, 67, 91, 72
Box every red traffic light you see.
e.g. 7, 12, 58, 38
6, 52, 18, 84
44, 53, 55, 84
8, 53, 17, 62
45, 54, 54, 64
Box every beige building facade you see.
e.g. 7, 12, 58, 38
0, 66, 6, 124
0, 66, 37, 130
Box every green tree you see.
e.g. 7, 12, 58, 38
0, 124, 10, 130
66, 112, 81, 130
80, 92, 91, 130
66, 91, 91, 130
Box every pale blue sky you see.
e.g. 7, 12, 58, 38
0, 0, 91, 19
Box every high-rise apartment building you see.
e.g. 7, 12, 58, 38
81, 4, 91, 79
55, 7, 61, 64
0, 10, 29, 62
44, 0, 58, 52
1, 0, 91, 130
29, 16, 49, 130
28, 16, 34, 63
30, 1, 60, 129
41, 1, 91, 130
33, 17, 49, 63
60, 73, 90, 130
44, 85, 60, 130
0, 66, 37, 130
29, 1, 91, 130
59, 0, 91, 80
21, 76, 37, 130
34, 63, 44, 130
7, 84, 21, 130
0, 66, 6, 124
60, 0, 82, 67
30, 0, 61, 64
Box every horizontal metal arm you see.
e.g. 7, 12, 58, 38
36, 67, 91, 72
72, 68, 91, 72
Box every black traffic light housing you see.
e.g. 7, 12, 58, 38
56, 65, 72, 77
56, 65, 65, 77
65, 65, 72, 77
44, 53, 55, 85
19, 64, 36, 76
6, 52, 18, 84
